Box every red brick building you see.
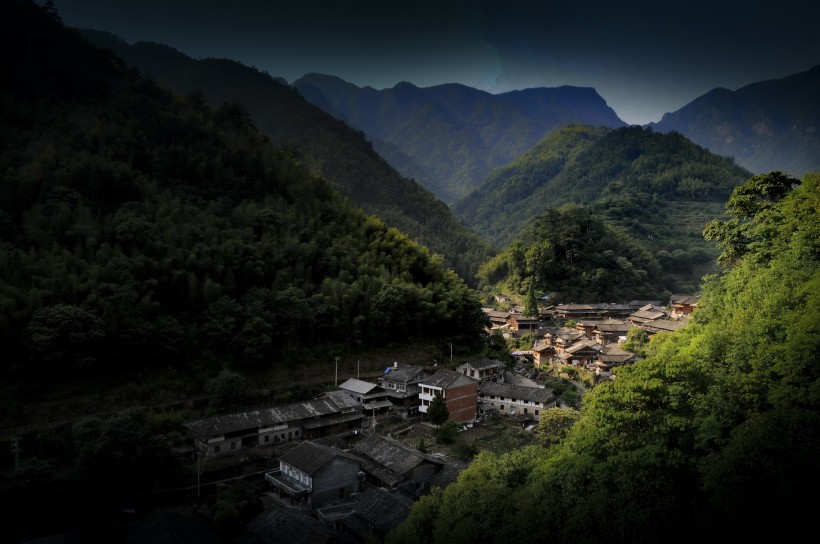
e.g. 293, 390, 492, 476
418, 369, 479, 423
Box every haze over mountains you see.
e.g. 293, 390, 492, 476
296, 67, 817, 204
649, 64, 820, 177
294, 74, 626, 203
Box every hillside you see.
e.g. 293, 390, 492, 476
79, 30, 494, 283
390, 171, 820, 543
293, 74, 626, 203
0, 2, 489, 405
649, 64, 820, 177
454, 125, 751, 297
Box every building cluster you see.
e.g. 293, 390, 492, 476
486, 294, 699, 379
185, 357, 553, 541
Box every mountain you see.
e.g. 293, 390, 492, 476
0, 1, 489, 388
649, 64, 820, 177
456, 125, 752, 247
292, 74, 626, 203
457, 125, 753, 298
78, 30, 494, 283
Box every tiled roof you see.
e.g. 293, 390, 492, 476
479, 381, 557, 404
278, 440, 360, 475
353, 433, 440, 478
184, 390, 360, 437
381, 364, 427, 384
459, 358, 506, 371
339, 378, 379, 395
421, 369, 478, 389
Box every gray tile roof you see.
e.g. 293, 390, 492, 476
353, 433, 440, 478
421, 369, 478, 389
479, 381, 557, 404
339, 378, 379, 395
184, 390, 361, 437
278, 440, 360, 475
381, 364, 427, 384
460, 358, 506, 371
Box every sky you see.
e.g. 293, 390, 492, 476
53, 0, 820, 125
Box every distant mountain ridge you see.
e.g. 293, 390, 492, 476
293, 74, 626, 203
79, 30, 494, 282
649, 64, 820, 176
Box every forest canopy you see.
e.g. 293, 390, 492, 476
390, 171, 820, 543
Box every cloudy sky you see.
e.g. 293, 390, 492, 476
54, 0, 819, 124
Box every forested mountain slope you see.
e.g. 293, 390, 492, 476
293, 73, 625, 203
79, 30, 494, 283
0, 1, 488, 387
390, 171, 820, 543
456, 125, 752, 249
649, 64, 820, 177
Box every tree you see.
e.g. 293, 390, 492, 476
524, 283, 539, 317
427, 392, 449, 425
534, 407, 581, 448
704, 171, 800, 265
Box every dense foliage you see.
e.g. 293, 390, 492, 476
390, 172, 820, 543
456, 124, 752, 249
466, 125, 753, 298
477, 205, 665, 300
0, 1, 488, 383
79, 31, 495, 284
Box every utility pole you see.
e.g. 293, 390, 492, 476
335, 356, 340, 386
357, 360, 360, 380
10, 436, 21, 473
447, 343, 453, 366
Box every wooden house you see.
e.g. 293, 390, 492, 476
378, 363, 431, 420
457, 358, 506, 383
184, 390, 363, 458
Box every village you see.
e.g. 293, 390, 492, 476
175, 294, 700, 542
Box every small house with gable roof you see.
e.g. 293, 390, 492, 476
457, 358, 506, 383
265, 440, 362, 509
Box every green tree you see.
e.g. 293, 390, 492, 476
534, 407, 581, 448
427, 392, 449, 425
524, 283, 539, 317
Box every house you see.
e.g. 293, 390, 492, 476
418, 369, 479, 423
594, 345, 637, 374
670, 295, 700, 319
457, 358, 506, 383
352, 433, 444, 494
184, 390, 363, 458
531, 338, 554, 368
483, 308, 511, 328
338, 378, 392, 419
265, 440, 362, 509
554, 303, 633, 320
591, 319, 633, 345
640, 319, 686, 335
318, 487, 414, 543
555, 338, 604, 368
243, 503, 356, 544
478, 381, 557, 419
378, 363, 431, 420
546, 329, 586, 354
506, 313, 541, 334
628, 304, 668, 325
